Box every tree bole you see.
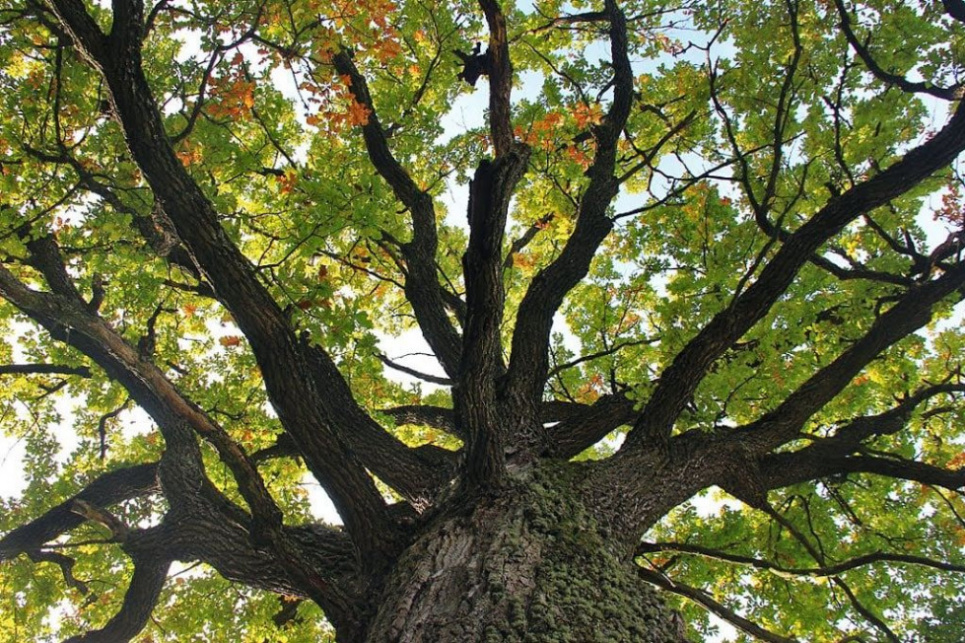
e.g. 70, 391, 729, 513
363, 466, 685, 642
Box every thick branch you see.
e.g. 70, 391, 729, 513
623, 101, 965, 450
665, 273, 965, 514
736, 264, 965, 454
0, 243, 382, 629
761, 452, 965, 492
10, 237, 285, 540
459, 146, 530, 485
42, 0, 106, 60
43, 0, 430, 559
504, 0, 633, 418
378, 397, 637, 452
332, 51, 463, 379
63, 554, 169, 643
454, 1, 534, 482
546, 393, 638, 459
138, 496, 365, 632
0, 463, 158, 561
818, 384, 965, 450
478, 0, 514, 154
943, 0, 965, 23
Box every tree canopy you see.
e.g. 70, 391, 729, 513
1, 0, 965, 641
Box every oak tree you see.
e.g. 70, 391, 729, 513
1, 0, 965, 640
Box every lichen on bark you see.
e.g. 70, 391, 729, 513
365, 463, 685, 642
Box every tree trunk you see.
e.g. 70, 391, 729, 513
363, 465, 685, 642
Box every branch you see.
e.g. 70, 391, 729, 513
27, 550, 89, 595
54, 464, 366, 637
546, 393, 638, 459
504, 0, 634, 423
547, 338, 655, 378
42, 1, 437, 560
833, 576, 900, 643
1, 239, 388, 626
97, 398, 130, 458
762, 452, 965, 492
377, 353, 453, 386
43, 0, 107, 61
301, 343, 454, 503
66, 156, 201, 274
0, 363, 91, 377
108, 0, 145, 52
63, 554, 170, 643
757, 0, 804, 220
762, 504, 900, 643
637, 540, 965, 578
0, 463, 159, 561
943, 0, 965, 23
735, 264, 965, 454
623, 101, 965, 450
478, 0, 514, 155
636, 566, 799, 643
332, 51, 463, 379
825, 384, 965, 448
13, 463, 369, 638
380, 404, 460, 435
70, 499, 130, 541
136, 497, 366, 634
681, 281, 965, 514
450, 2, 536, 484
503, 213, 554, 270
7, 236, 285, 541
272, 596, 303, 627
250, 433, 300, 464
807, 250, 913, 287
833, 0, 964, 100
376, 397, 638, 452
459, 146, 530, 485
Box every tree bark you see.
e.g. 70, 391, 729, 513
362, 464, 686, 643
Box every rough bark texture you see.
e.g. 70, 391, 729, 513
365, 464, 685, 643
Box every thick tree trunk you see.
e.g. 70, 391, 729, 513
363, 466, 685, 642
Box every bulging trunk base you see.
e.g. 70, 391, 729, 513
365, 466, 685, 642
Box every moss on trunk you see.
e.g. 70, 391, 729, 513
364, 464, 685, 642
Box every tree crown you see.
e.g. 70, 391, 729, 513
1, 0, 965, 640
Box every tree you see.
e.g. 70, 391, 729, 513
1, 0, 964, 639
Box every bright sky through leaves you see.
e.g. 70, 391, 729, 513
2, 0, 965, 641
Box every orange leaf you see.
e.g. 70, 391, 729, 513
347, 100, 371, 126
376, 38, 402, 63
948, 452, 965, 469
573, 102, 603, 128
